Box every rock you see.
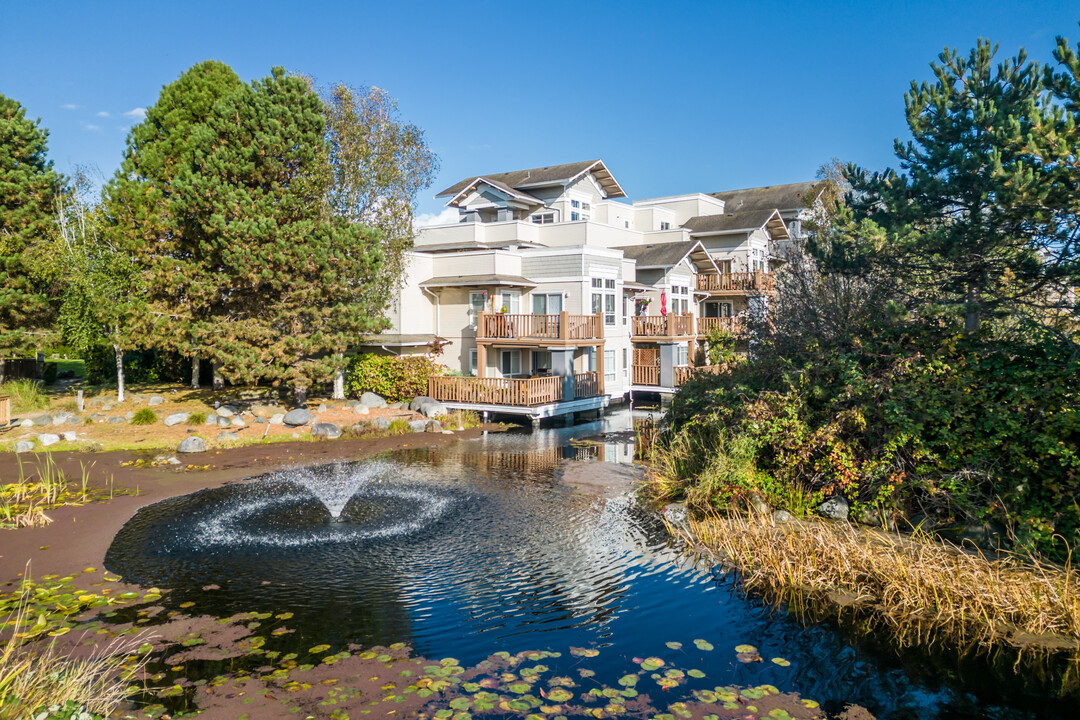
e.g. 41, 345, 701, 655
87, 413, 104, 423
772, 510, 795, 523
230, 417, 246, 428
311, 422, 341, 439
33, 415, 52, 426
215, 406, 235, 418
20, 419, 34, 428
216, 431, 240, 442
269, 413, 285, 425
217, 416, 232, 428
352, 404, 369, 415
107, 416, 126, 424
205, 413, 218, 425
61, 431, 77, 441
408, 420, 427, 433
38, 433, 60, 447
177, 436, 206, 453
346, 399, 361, 409
167, 457, 181, 465
317, 404, 327, 414
818, 496, 850, 521
253, 416, 268, 424
662, 503, 689, 527
148, 395, 164, 406
52, 412, 73, 426
164, 412, 190, 427
746, 492, 770, 515
389, 402, 406, 410
252, 404, 286, 419
373, 416, 392, 430
65, 416, 82, 425
282, 408, 312, 427
15, 440, 34, 453
359, 391, 386, 409
102, 404, 112, 411
418, 400, 448, 419
425, 419, 443, 433
125, 411, 135, 420
409, 396, 433, 412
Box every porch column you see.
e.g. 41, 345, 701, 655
659, 342, 676, 389
596, 343, 605, 395
559, 311, 570, 341
477, 343, 487, 378
550, 348, 576, 400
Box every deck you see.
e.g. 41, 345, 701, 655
696, 271, 775, 295
477, 311, 604, 346
427, 372, 605, 420
630, 314, 695, 341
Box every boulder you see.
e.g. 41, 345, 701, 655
230, 417, 246, 428
20, 419, 34, 428
87, 413, 104, 423
148, 395, 164, 406
389, 402, 406, 410
352, 404, 369, 415
373, 416, 392, 430
818, 496, 850, 521
662, 503, 689, 527
216, 431, 240, 442
409, 396, 433, 412
317, 404, 327, 414
359, 392, 387, 409
418, 400, 448, 419
253, 416, 268, 424
282, 408, 312, 427
772, 510, 795, 523
15, 440, 34, 453
252, 404, 286, 419
164, 412, 190, 427
65, 416, 82, 425
52, 412, 74, 426
205, 413, 218, 426
746, 492, 770, 515
102, 404, 112, 411
408, 420, 427, 433
311, 422, 341, 439
125, 411, 135, 420
216, 416, 232, 428
61, 431, 77, 441
33, 415, 52, 427
269, 413, 285, 425
215, 406, 235, 418
177, 436, 206, 453
38, 433, 60, 447
167, 457, 181, 465
107, 416, 126, 424
425, 419, 443, 433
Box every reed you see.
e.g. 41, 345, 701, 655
674, 512, 1080, 651
0, 455, 105, 528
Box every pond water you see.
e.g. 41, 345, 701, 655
105, 410, 1077, 719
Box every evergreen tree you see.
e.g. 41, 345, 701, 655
169, 68, 385, 397
825, 40, 1080, 334
0, 94, 60, 379
104, 60, 244, 388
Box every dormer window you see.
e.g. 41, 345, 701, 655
571, 199, 581, 209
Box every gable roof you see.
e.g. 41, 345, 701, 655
444, 177, 544, 208
709, 181, 822, 214
436, 160, 626, 200
682, 208, 789, 239
614, 240, 720, 274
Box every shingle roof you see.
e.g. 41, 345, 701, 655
436, 160, 626, 199
614, 240, 719, 273
682, 209, 789, 239
419, 274, 537, 288
709, 181, 822, 214
443, 177, 544, 207
356, 333, 446, 347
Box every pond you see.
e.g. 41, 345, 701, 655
105, 410, 1076, 719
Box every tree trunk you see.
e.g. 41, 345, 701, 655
332, 356, 345, 400
0, 357, 6, 385
965, 283, 980, 336
212, 362, 224, 391
294, 385, 308, 408
113, 344, 125, 403
191, 356, 200, 389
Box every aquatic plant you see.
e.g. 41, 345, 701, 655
0, 455, 117, 529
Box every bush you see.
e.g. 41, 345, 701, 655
187, 412, 207, 426
1, 379, 50, 412
130, 408, 156, 426
345, 354, 446, 402
42, 362, 58, 384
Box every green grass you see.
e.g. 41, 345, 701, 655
48, 358, 86, 378
187, 412, 207, 425
129, 408, 156, 426
1, 380, 50, 413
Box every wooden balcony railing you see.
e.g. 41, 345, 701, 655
696, 271, 775, 294
478, 311, 603, 341
0, 395, 9, 427
631, 313, 694, 338
673, 366, 695, 386
697, 317, 743, 336
428, 375, 564, 406
573, 371, 599, 399
632, 364, 659, 386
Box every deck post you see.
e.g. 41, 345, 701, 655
477, 311, 487, 340
559, 311, 570, 341
477, 343, 487, 378
596, 344, 605, 396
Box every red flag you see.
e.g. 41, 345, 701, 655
660, 290, 668, 316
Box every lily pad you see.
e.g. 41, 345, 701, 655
639, 657, 665, 671
771, 657, 791, 667
309, 644, 331, 654
693, 639, 714, 651
687, 669, 706, 679
734, 644, 757, 653
665, 641, 682, 650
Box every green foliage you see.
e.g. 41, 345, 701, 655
704, 327, 739, 366
42, 362, 57, 384
187, 412, 206, 426
0, 94, 61, 357
0, 379, 48, 412
130, 408, 156, 426
345, 354, 446, 402
83, 347, 185, 385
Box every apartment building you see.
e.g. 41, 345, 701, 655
364, 159, 818, 422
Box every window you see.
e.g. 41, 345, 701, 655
571, 211, 581, 221
676, 345, 689, 366
581, 213, 590, 221
622, 348, 628, 379
532, 350, 551, 374
604, 278, 615, 289
499, 291, 520, 314
469, 291, 486, 328
532, 292, 562, 315
704, 302, 732, 318
591, 278, 615, 325
571, 199, 581, 209
717, 259, 733, 274
605, 294, 616, 325
469, 348, 478, 376
500, 349, 521, 377
581, 201, 591, 211
531, 212, 555, 224
660, 221, 671, 231
586, 347, 596, 372
622, 295, 629, 325
591, 278, 603, 288
605, 350, 616, 384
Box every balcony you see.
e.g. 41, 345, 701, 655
632, 364, 725, 390
477, 311, 604, 346
696, 271, 775, 295
697, 316, 744, 336
631, 313, 695, 340
428, 371, 601, 408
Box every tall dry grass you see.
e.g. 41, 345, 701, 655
1, 379, 50, 413
674, 513, 1080, 651
0, 575, 149, 717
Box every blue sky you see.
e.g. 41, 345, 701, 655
2, 1, 1077, 219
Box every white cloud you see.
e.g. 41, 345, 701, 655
80, 122, 102, 132
123, 107, 147, 120
61, 103, 79, 110
96, 111, 110, 117
413, 208, 459, 228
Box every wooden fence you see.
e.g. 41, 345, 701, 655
631, 314, 694, 338
632, 364, 660, 386
573, 371, 599, 399
1, 358, 41, 380
428, 375, 564, 406
696, 271, 775, 293
478, 312, 603, 341
697, 317, 743, 335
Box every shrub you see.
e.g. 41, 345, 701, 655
42, 362, 58, 384
345, 354, 446, 402
187, 412, 207, 426
1, 380, 49, 412
130, 408, 156, 426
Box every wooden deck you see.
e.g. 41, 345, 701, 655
630, 313, 695, 340
477, 311, 604, 346
696, 271, 775, 295
697, 317, 743, 336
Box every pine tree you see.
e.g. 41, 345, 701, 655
826, 39, 1079, 334
104, 60, 244, 388
0, 94, 60, 379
